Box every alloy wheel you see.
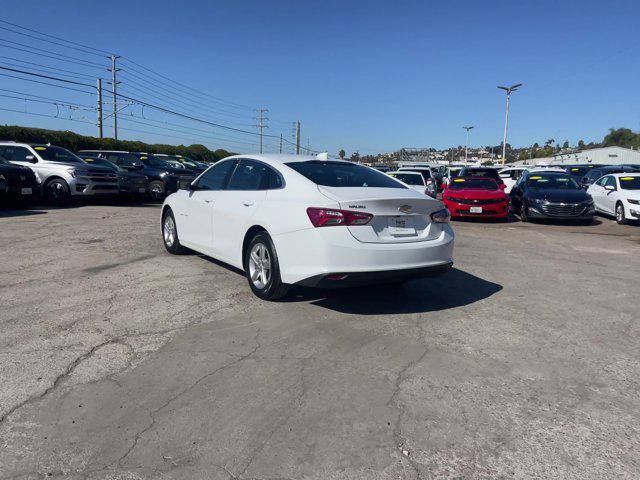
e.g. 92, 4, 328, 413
248, 243, 271, 289
163, 215, 176, 247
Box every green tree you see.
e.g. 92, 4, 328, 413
338, 149, 346, 160
562, 140, 569, 149
603, 128, 640, 148
350, 151, 360, 163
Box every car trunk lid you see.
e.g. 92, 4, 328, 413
317, 186, 444, 243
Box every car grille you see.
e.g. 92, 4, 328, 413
87, 172, 118, 183
448, 197, 505, 205
93, 184, 118, 191
539, 202, 589, 217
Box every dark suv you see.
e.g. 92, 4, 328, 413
0, 154, 40, 203
78, 150, 197, 199
78, 154, 149, 199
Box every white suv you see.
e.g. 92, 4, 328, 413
0, 142, 118, 202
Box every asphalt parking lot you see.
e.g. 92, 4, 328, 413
1, 202, 639, 479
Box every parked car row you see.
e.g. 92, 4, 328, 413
389, 163, 640, 226
0, 142, 206, 205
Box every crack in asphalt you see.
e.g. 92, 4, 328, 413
386, 316, 430, 480
114, 329, 263, 470
0, 337, 130, 428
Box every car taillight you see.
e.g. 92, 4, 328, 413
430, 208, 450, 223
306, 207, 373, 227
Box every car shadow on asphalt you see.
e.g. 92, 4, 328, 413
284, 268, 502, 314
196, 255, 502, 315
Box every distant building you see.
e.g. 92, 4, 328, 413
551, 146, 640, 165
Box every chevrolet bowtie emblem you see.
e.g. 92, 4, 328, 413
398, 204, 412, 214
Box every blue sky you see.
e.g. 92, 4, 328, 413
1, 0, 639, 155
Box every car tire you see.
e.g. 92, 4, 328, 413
162, 209, 187, 254
615, 202, 627, 225
149, 180, 165, 200
245, 232, 289, 301
44, 178, 70, 204
520, 204, 529, 222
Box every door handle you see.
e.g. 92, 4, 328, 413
204, 199, 213, 204
242, 201, 254, 206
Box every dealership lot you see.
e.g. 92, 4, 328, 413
1, 203, 639, 479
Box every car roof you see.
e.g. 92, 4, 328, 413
611, 172, 640, 178
389, 170, 422, 175
451, 176, 497, 183
222, 154, 335, 168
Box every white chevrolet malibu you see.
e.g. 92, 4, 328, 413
161, 154, 454, 300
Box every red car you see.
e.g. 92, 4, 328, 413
442, 177, 509, 219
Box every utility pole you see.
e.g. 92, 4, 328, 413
97, 78, 103, 139
279, 134, 283, 154
295, 121, 301, 155
497, 83, 522, 165
253, 108, 269, 154
110, 55, 121, 140
463, 126, 474, 162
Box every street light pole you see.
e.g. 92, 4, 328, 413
497, 83, 522, 165
463, 126, 474, 162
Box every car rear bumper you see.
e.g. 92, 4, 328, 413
295, 262, 453, 288
273, 224, 455, 285
444, 200, 509, 218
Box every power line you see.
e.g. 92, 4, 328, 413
0, 38, 107, 68
0, 19, 113, 56
0, 24, 108, 58
0, 40, 107, 70
0, 107, 96, 125
120, 57, 253, 110
0, 55, 99, 80
0, 71, 96, 95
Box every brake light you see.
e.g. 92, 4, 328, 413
306, 207, 373, 227
430, 208, 451, 223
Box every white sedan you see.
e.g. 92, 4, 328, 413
161, 154, 455, 300
587, 173, 640, 224
387, 171, 436, 197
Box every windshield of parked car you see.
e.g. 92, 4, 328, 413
460, 168, 500, 181
285, 161, 406, 188
140, 155, 172, 168
34, 146, 84, 164
449, 178, 499, 190
388, 172, 424, 185
82, 157, 122, 172
526, 175, 580, 190
618, 176, 640, 190
567, 166, 590, 177
401, 168, 432, 178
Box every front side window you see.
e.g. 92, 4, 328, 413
1, 146, 33, 162
595, 176, 609, 187
195, 160, 236, 190
606, 176, 618, 189
286, 161, 406, 188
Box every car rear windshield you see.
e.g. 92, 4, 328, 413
401, 168, 432, 178
567, 167, 590, 176
449, 178, 498, 190
285, 161, 406, 188
619, 176, 640, 190
527, 175, 580, 189
34, 146, 84, 164
460, 168, 500, 180
389, 172, 424, 185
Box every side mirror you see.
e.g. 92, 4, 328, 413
178, 179, 193, 190
604, 185, 615, 191
25, 155, 37, 163
500, 184, 507, 190
441, 183, 446, 189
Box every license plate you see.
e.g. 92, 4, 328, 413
388, 216, 417, 236
138, 187, 146, 193
470, 206, 483, 213
21, 187, 32, 195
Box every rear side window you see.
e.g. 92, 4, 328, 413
227, 160, 276, 191
286, 161, 406, 188
196, 160, 237, 190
